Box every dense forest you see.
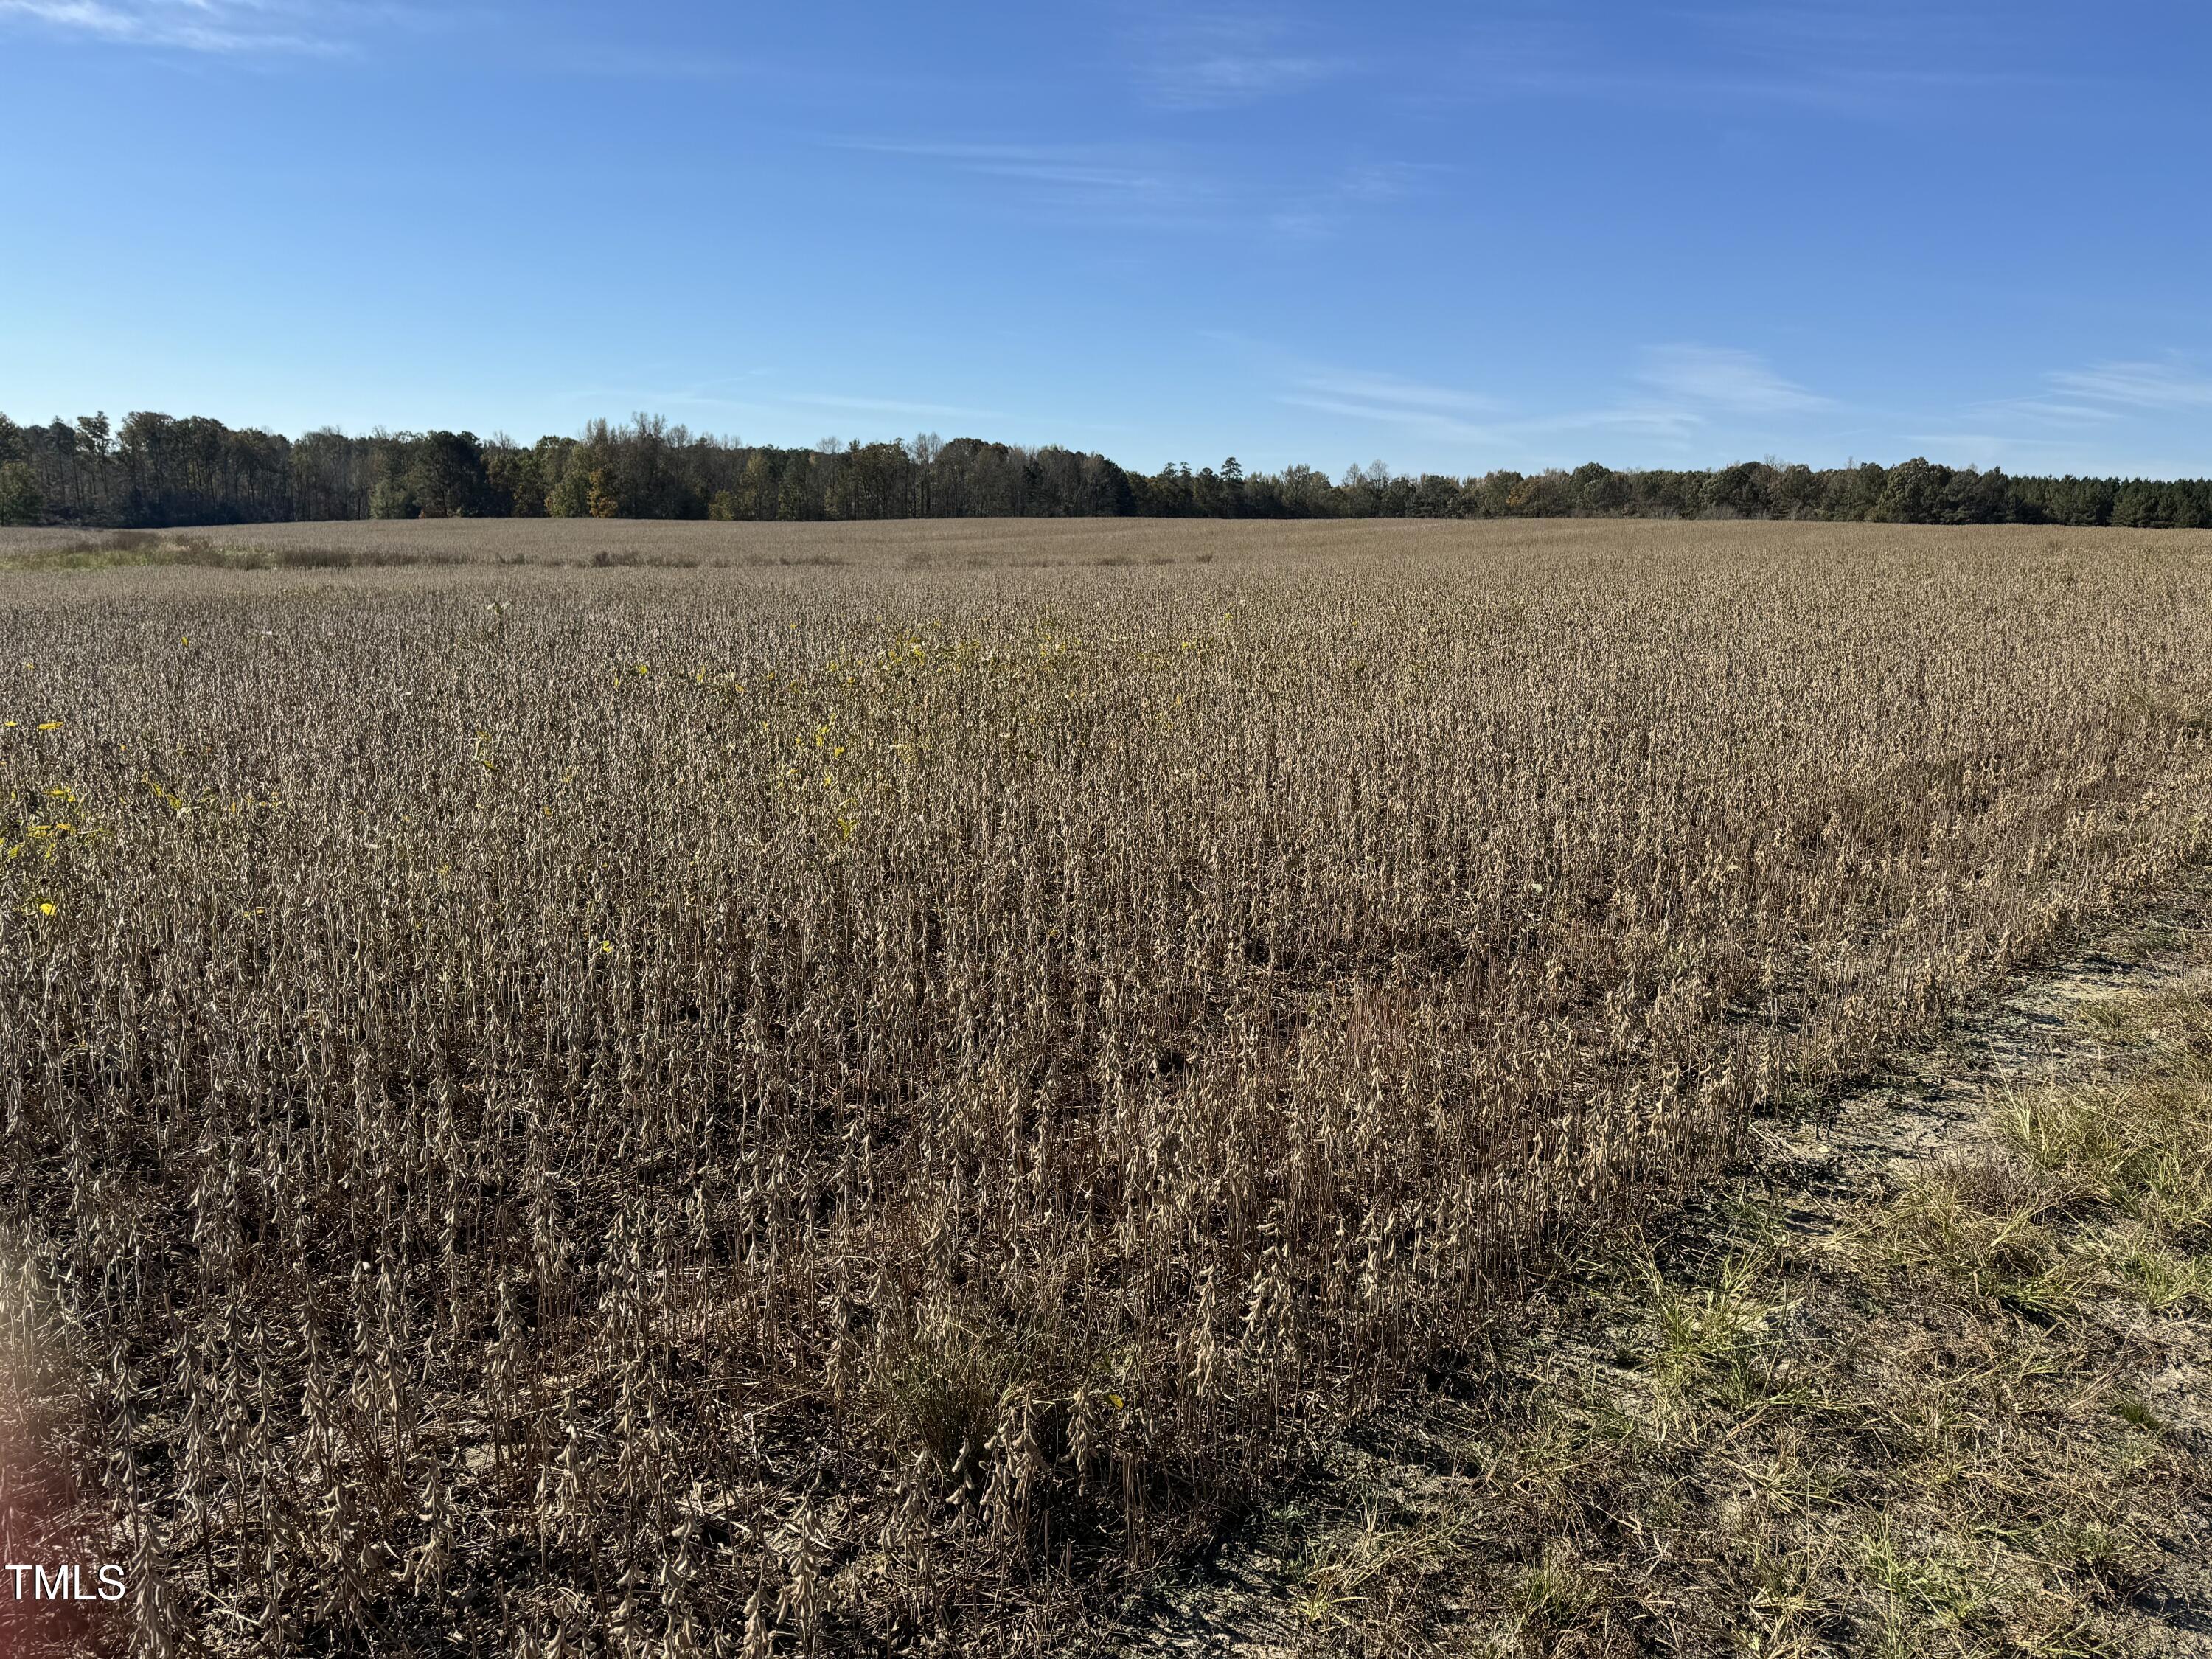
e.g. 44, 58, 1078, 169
2, 408, 2208, 530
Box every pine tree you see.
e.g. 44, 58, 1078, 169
0, 461, 41, 526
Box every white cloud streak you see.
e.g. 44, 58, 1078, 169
836, 138, 1222, 223
1268, 160, 1444, 239
0, 0, 364, 51
0, 0, 420, 53
1971, 359, 2212, 435
1253, 341, 1834, 467
1455, 2, 2051, 119
1638, 344, 1832, 414
1131, 9, 1342, 111
1276, 363, 1705, 453
2047, 359, 2212, 411
1291, 370, 1501, 417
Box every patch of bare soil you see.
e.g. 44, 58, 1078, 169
1102, 871, 2212, 1658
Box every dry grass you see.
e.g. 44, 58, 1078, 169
1242, 964, 2212, 1658
0, 530, 462, 572
1, 518, 2211, 1655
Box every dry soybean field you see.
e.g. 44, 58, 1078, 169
3, 516, 2211, 1656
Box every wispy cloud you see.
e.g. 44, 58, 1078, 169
1455, 2, 2049, 119
2047, 359, 2212, 411
1131, 9, 1343, 111
837, 138, 1221, 224
1268, 160, 1443, 238
1972, 358, 2212, 432
1240, 337, 1840, 467
846, 136, 1433, 242
1290, 369, 1501, 417
1638, 344, 1832, 414
1905, 430, 2085, 455
1895, 426, 2145, 474
1274, 358, 1703, 453
1281, 389, 1706, 451
529, 41, 759, 82
1680, 2, 2047, 108
1976, 398, 2120, 426
0, 0, 385, 52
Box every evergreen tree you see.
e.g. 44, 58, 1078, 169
545, 449, 594, 518
0, 461, 41, 526
1876, 458, 1949, 523
369, 476, 417, 520
406, 431, 492, 518
487, 447, 548, 518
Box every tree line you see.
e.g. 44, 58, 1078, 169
2, 408, 2208, 530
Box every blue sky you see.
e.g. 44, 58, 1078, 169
3, 0, 2209, 477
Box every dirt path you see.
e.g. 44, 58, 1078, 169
1101, 870, 2212, 1657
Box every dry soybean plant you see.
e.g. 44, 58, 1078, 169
1, 518, 2210, 1655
